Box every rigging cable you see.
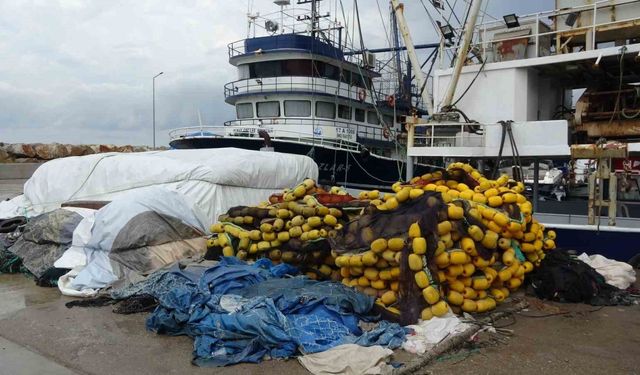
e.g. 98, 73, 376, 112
353, 0, 405, 179
448, 58, 486, 108
608, 45, 627, 125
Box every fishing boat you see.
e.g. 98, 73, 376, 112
169, 0, 436, 190
391, 0, 640, 265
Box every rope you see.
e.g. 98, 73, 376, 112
448, 58, 486, 108
347, 152, 398, 184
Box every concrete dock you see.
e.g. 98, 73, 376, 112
0, 272, 638, 375
1, 164, 639, 374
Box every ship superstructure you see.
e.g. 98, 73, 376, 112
170, 0, 433, 189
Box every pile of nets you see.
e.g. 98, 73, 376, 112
206, 163, 556, 324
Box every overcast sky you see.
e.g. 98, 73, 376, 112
1, 0, 553, 146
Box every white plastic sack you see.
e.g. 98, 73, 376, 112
0, 148, 318, 220
298, 344, 393, 375
577, 253, 636, 289
402, 314, 471, 355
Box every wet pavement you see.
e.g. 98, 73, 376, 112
0, 274, 311, 375
0, 179, 25, 201
0, 273, 638, 375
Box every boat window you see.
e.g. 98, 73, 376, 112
350, 72, 363, 88
236, 103, 254, 119
354, 108, 365, 122
283, 60, 313, 76
367, 111, 379, 125
257, 101, 280, 118
247, 59, 342, 81
340, 70, 351, 85
250, 61, 281, 78
338, 105, 352, 120
316, 101, 336, 119
351, 72, 371, 89
307, 61, 340, 81
382, 115, 394, 126
284, 100, 311, 117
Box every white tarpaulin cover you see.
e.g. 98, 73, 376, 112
0, 148, 318, 221
59, 186, 209, 295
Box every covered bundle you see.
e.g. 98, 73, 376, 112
207, 179, 348, 280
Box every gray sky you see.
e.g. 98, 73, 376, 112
1, 0, 553, 146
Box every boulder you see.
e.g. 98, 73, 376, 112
34, 143, 68, 160
0, 146, 11, 163
98, 144, 118, 153
115, 145, 134, 153
66, 144, 83, 156
6, 143, 37, 158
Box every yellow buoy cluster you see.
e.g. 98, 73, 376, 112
359, 162, 556, 318
207, 179, 347, 280
207, 162, 557, 322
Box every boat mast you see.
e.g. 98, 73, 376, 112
297, 0, 320, 39
391, 6, 403, 98
390, 0, 434, 115
441, 0, 482, 109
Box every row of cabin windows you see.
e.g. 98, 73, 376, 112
247, 59, 372, 89
236, 101, 393, 126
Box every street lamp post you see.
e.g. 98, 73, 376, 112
152, 71, 164, 148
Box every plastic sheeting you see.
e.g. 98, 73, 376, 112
298, 344, 393, 375
0, 148, 318, 220
402, 314, 471, 355
145, 257, 406, 367
59, 187, 208, 295
577, 253, 637, 290
7, 207, 95, 279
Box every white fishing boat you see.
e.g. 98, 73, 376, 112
396, 0, 640, 265
169, 0, 437, 190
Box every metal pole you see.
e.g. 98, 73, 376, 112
406, 119, 415, 181
441, 0, 483, 109
390, 0, 434, 115
152, 72, 163, 149
533, 158, 539, 213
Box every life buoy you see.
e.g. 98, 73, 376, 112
386, 94, 395, 107
358, 88, 367, 102
383, 127, 390, 139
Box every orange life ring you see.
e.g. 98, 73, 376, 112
358, 88, 367, 102
386, 95, 395, 107
383, 127, 390, 139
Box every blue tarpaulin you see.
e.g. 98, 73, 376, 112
145, 257, 406, 367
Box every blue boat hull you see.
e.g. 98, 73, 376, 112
552, 226, 640, 263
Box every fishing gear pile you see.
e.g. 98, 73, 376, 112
206, 162, 556, 324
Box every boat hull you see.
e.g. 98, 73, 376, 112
548, 225, 640, 263
169, 137, 430, 189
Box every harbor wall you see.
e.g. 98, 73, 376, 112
0, 142, 162, 163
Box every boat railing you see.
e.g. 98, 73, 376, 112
224, 76, 376, 105
228, 38, 371, 68
407, 120, 571, 158
168, 120, 387, 153
411, 122, 484, 149
438, 0, 640, 68
222, 117, 395, 144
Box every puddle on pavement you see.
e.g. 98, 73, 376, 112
0, 274, 61, 319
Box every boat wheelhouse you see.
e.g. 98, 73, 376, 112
170, 0, 433, 189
